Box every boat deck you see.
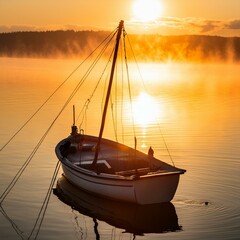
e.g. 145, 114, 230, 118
58, 134, 183, 177
66, 144, 176, 177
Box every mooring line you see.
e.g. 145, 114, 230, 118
0, 206, 26, 239
0, 121, 53, 204
28, 161, 61, 240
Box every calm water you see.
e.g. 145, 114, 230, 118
0, 57, 240, 239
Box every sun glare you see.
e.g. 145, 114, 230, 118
133, 92, 161, 126
133, 0, 163, 22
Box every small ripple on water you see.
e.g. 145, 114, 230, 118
173, 197, 240, 239
173, 198, 211, 206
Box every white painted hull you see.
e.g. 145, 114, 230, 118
56, 135, 184, 204
61, 163, 180, 204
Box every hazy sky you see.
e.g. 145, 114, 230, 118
1, 0, 240, 36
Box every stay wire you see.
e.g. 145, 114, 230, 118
110, 37, 124, 143
72, 29, 117, 116
157, 121, 175, 166
78, 46, 115, 130
77, 33, 117, 127
125, 33, 149, 93
0, 28, 117, 152
123, 29, 136, 139
0, 29, 118, 204
109, 50, 121, 142
125, 31, 175, 166
120, 37, 125, 143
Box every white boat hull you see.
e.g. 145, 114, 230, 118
56, 135, 184, 204
62, 163, 180, 204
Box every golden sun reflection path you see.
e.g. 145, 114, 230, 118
132, 92, 163, 126
108, 62, 240, 165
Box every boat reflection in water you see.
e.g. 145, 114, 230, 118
54, 176, 182, 236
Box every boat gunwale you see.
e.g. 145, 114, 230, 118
61, 158, 185, 180
56, 136, 185, 183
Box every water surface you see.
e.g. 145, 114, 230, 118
0, 58, 240, 239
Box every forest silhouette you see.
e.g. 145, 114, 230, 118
0, 30, 239, 62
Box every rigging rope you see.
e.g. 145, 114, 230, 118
0, 29, 117, 153
0, 28, 118, 205
123, 29, 136, 140
110, 57, 119, 142
124, 31, 175, 166
0, 24, 177, 239
120, 37, 125, 143
0, 31, 123, 239
125, 33, 149, 93
157, 122, 175, 166
77, 41, 116, 130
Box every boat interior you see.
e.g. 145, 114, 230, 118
59, 134, 178, 177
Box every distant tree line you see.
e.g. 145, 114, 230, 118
0, 30, 108, 58
0, 30, 240, 62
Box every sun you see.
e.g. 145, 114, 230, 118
132, 0, 163, 22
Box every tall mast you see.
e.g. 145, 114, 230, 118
92, 20, 124, 169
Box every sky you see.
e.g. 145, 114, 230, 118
1, 0, 240, 36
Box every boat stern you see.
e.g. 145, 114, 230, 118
134, 172, 181, 204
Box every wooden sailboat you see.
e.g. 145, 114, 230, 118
55, 20, 186, 205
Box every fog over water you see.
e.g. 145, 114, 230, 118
1, 31, 240, 62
